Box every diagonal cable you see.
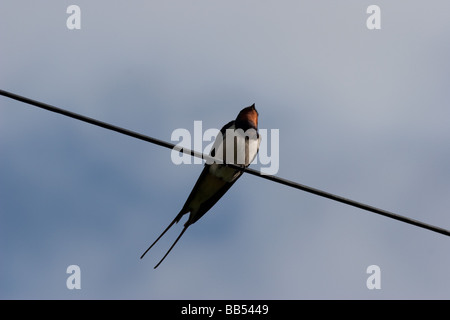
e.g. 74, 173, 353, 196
1, 89, 449, 237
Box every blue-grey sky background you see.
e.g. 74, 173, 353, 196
1, 1, 449, 299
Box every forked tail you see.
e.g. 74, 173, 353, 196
140, 217, 178, 259
153, 226, 188, 269
140, 210, 190, 268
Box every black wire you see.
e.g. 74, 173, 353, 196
1, 89, 449, 237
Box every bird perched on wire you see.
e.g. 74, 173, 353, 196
141, 104, 261, 268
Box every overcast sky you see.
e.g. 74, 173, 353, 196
1, 1, 449, 299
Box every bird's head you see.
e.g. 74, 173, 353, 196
235, 103, 258, 130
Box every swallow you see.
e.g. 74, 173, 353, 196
141, 104, 261, 268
